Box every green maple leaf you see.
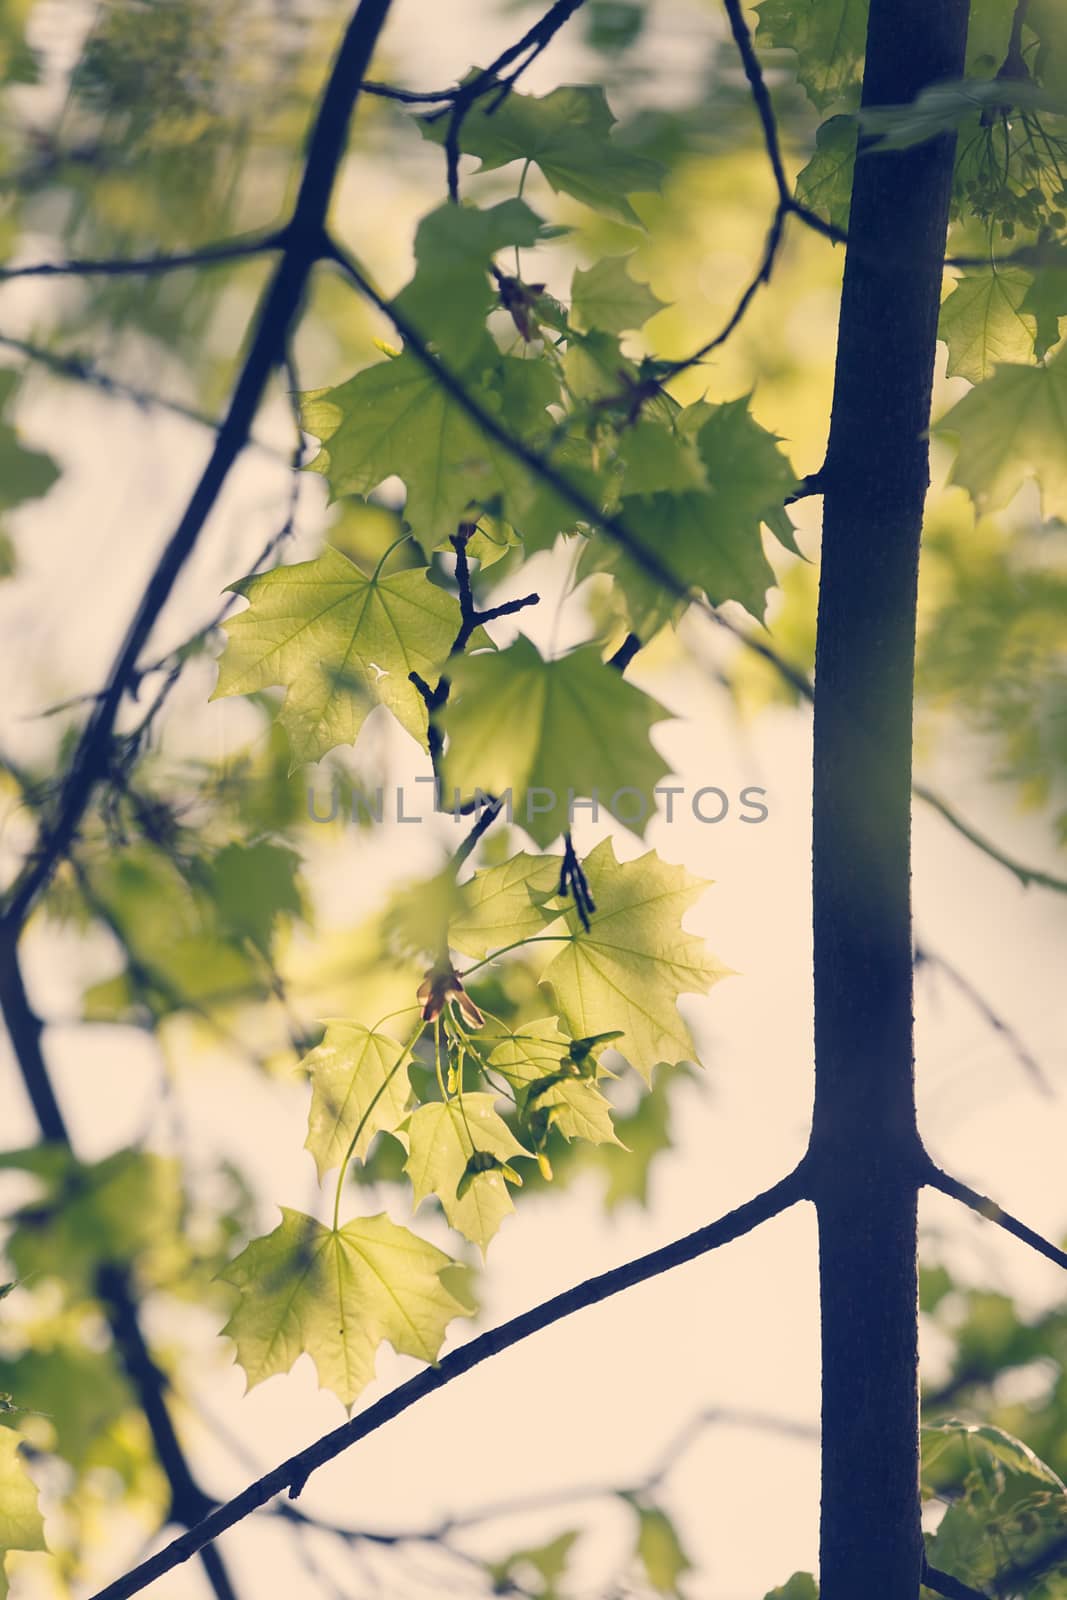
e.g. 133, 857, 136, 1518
303, 1023, 414, 1180
212, 546, 461, 765
795, 114, 856, 235
489, 1017, 623, 1146
586, 397, 796, 633
420, 80, 664, 224
404, 1093, 532, 1255
300, 344, 555, 539
938, 269, 1038, 384
614, 420, 708, 498
596, 489, 778, 630
689, 396, 801, 554
439, 636, 672, 848
448, 851, 564, 960
1020, 267, 1067, 360
218, 1208, 473, 1408
933, 347, 1067, 518
0, 1429, 46, 1600
394, 199, 544, 361
541, 838, 729, 1080
755, 0, 867, 111
571, 255, 667, 334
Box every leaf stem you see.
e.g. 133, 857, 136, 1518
370, 532, 416, 583
331, 1017, 424, 1230
459, 933, 574, 979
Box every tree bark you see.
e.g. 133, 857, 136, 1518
809, 1, 970, 1596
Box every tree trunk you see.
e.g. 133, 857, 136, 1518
809, 1, 970, 1595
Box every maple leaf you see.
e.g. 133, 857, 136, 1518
489, 1017, 623, 1147
404, 1093, 532, 1255
448, 850, 564, 960
420, 79, 664, 224
212, 546, 461, 765
440, 636, 673, 848
541, 838, 730, 1080
394, 198, 544, 361
218, 1208, 473, 1408
934, 346, 1067, 518
300, 344, 556, 540
938, 269, 1037, 384
570, 255, 667, 335
303, 1023, 414, 1181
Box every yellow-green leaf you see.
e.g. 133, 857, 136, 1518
541, 839, 729, 1080
489, 1017, 623, 1146
218, 1208, 473, 1408
404, 1093, 531, 1256
213, 546, 461, 765
939, 269, 1037, 384
448, 851, 564, 960
303, 1024, 414, 1181
440, 636, 673, 848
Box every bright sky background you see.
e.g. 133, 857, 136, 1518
1, 3, 1066, 1599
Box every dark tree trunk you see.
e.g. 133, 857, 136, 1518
809, 1, 970, 1596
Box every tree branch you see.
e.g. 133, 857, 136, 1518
914, 939, 1054, 1097
0, 332, 287, 458
922, 1562, 989, 1600
326, 239, 1067, 912
924, 1162, 1067, 1272
0, 935, 238, 1600
0, 0, 395, 934
85, 1164, 807, 1600
0, 230, 283, 282
913, 783, 1067, 894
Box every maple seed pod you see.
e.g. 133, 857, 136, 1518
416, 963, 486, 1026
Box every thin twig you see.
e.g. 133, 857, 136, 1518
0, 332, 287, 458
913, 783, 1067, 895
0, 230, 283, 282
85, 1163, 808, 1600
915, 940, 1054, 1097
924, 1162, 1067, 1272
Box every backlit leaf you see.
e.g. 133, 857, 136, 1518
939, 269, 1038, 384
440, 636, 673, 848
303, 1024, 414, 1180
219, 1208, 473, 1408
541, 838, 729, 1080
213, 547, 461, 765
420, 79, 664, 223
404, 1093, 532, 1255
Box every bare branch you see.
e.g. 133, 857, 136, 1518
924, 1163, 1067, 1272
85, 1165, 808, 1600
913, 783, 1067, 895
0, 230, 282, 283
0, 0, 396, 935
0, 332, 286, 457
915, 939, 1054, 1097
